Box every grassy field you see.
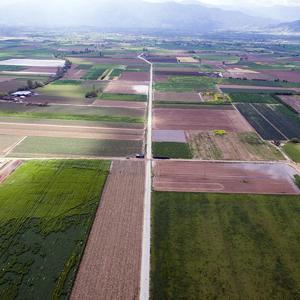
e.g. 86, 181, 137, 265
82, 65, 107, 80
187, 132, 284, 161
0, 102, 144, 123
0, 160, 110, 299
284, 142, 300, 163
151, 192, 300, 299
9, 136, 143, 157
100, 93, 148, 102
230, 93, 279, 104
153, 142, 192, 159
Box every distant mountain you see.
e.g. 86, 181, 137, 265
271, 20, 300, 33
0, 0, 271, 33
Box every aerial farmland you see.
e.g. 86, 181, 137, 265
0, 24, 300, 300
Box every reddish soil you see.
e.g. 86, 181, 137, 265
0, 160, 22, 183
23, 66, 58, 74
104, 80, 148, 95
153, 107, 253, 131
154, 91, 201, 102
0, 79, 27, 93
0, 77, 14, 83
120, 71, 150, 82
154, 67, 200, 73
80, 57, 146, 66
279, 95, 300, 114
143, 56, 177, 63
92, 99, 146, 109
260, 70, 300, 83
0, 122, 144, 141
153, 130, 186, 143
153, 161, 300, 195
153, 74, 169, 82
63, 65, 86, 79
71, 160, 145, 300
23, 95, 90, 105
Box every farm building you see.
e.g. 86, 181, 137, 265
11, 91, 33, 97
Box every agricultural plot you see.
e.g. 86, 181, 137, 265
153, 107, 253, 131
71, 161, 145, 300
154, 91, 201, 103
219, 84, 300, 94
252, 104, 300, 139
0, 160, 110, 299
187, 131, 283, 161
8, 136, 143, 158
284, 142, 300, 163
279, 95, 300, 114
104, 80, 149, 95
0, 58, 65, 67
229, 93, 279, 104
0, 134, 24, 155
151, 192, 300, 299
153, 142, 192, 159
235, 104, 286, 140
153, 160, 300, 194
99, 92, 147, 102
0, 102, 144, 124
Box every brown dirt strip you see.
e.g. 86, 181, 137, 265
71, 160, 145, 300
120, 71, 150, 82
92, 99, 146, 109
154, 91, 201, 102
104, 80, 149, 95
0, 77, 14, 83
0, 160, 22, 183
153, 108, 253, 132
260, 70, 300, 83
153, 160, 300, 195
0, 122, 144, 141
63, 65, 86, 79
217, 84, 300, 92
279, 95, 300, 114
0, 79, 27, 93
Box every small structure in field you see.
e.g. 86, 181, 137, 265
11, 91, 33, 97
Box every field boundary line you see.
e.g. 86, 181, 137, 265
249, 104, 289, 140
3, 136, 27, 157
138, 53, 152, 300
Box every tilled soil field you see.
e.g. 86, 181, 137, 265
104, 80, 149, 95
279, 95, 300, 114
71, 160, 145, 300
153, 160, 300, 195
0, 122, 144, 141
218, 84, 300, 92
120, 71, 150, 81
260, 70, 300, 83
92, 99, 146, 109
154, 91, 201, 102
153, 107, 253, 131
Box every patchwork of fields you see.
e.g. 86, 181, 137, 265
1, 32, 300, 299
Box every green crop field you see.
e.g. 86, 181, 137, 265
153, 142, 192, 159
230, 93, 279, 104
0, 102, 144, 124
151, 192, 300, 299
100, 93, 147, 102
9, 136, 143, 157
0, 160, 110, 299
284, 142, 300, 162
82, 65, 107, 80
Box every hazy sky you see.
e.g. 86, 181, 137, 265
2, 0, 300, 6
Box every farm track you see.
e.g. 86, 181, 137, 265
0, 160, 22, 183
71, 160, 145, 300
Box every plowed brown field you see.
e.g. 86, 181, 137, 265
71, 160, 145, 300
153, 107, 253, 131
153, 160, 300, 195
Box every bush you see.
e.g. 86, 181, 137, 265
294, 175, 300, 189
214, 130, 227, 136
85, 90, 98, 98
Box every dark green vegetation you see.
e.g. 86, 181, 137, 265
0, 160, 110, 299
100, 93, 147, 102
284, 141, 300, 163
153, 142, 192, 159
294, 175, 300, 189
151, 192, 300, 299
9, 136, 143, 157
230, 93, 279, 104
82, 65, 107, 80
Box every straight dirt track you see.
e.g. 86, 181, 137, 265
71, 160, 145, 300
153, 160, 300, 195
0, 160, 22, 183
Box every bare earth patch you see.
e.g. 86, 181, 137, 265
71, 160, 145, 300
0, 160, 22, 183
153, 160, 300, 195
154, 91, 201, 102
153, 130, 187, 143
153, 107, 253, 131
104, 80, 149, 95
92, 100, 146, 109
279, 95, 300, 114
